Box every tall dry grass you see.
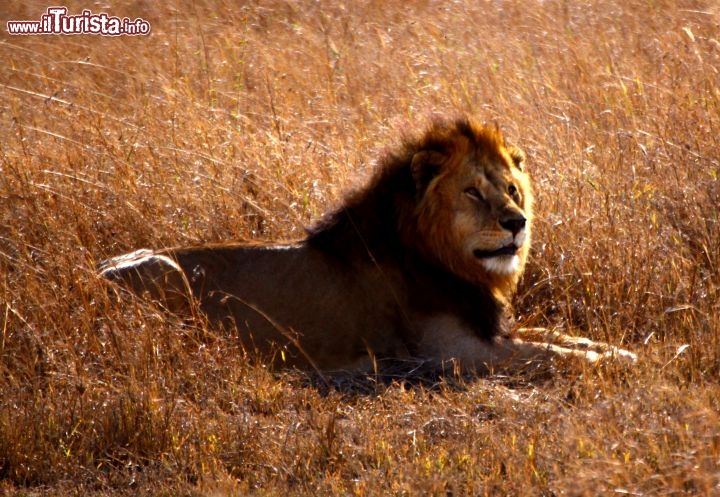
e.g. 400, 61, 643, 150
1, 0, 718, 495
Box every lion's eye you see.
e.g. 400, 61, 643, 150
464, 187, 484, 202
508, 184, 518, 197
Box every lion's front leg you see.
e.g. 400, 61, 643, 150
416, 316, 636, 374
517, 327, 638, 363
471, 336, 606, 373
419, 316, 604, 373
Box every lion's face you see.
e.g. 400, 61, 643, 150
409, 120, 533, 292
441, 143, 531, 276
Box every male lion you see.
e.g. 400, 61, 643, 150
100, 117, 636, 373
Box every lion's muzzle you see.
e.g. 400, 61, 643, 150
499, 216, 526, 236
473, 244, 519, 259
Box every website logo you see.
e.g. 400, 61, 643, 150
7, 6, 151, 36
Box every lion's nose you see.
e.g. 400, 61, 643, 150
499, 216, 526, 236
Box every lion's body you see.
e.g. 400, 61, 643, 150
100, 117, 636, 372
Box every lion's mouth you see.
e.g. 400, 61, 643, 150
473, 244, 518, 259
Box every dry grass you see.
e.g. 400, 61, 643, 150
1, 0, 719, 495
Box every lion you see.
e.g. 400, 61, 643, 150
99, 117, 636, 373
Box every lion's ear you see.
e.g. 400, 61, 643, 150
508, 146, 526, 171
411, 150, 446, 192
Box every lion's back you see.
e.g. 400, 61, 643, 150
167, 243, 410, 369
